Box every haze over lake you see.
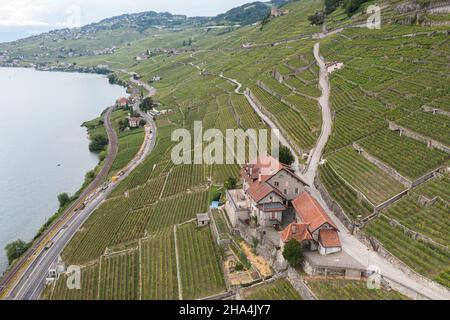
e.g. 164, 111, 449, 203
0, 68, 126, 273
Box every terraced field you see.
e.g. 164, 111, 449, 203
327, 147, 406, 205
48, 264, 99, 300
318, 163, 374, 220
306, 279, 407, 300
148, 191, 209, 233
365, 215, 450, 287
141, 231, 179, 300
414, 174, 450, 202
243, 279, 302, 300
162, 164, 207, 197
177, 222, 226, 299
26, 0, 450, 300
360, 130, 449, 180
251, 86, 316, 150
99, 250, 140, 300
383, 197, 450, 247
397, 112, 450, 146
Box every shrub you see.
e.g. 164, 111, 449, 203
282, 239, 304, 267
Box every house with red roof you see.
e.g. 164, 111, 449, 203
116, 97, 128, 108
226, 155, 309, 228
281, 192, 341, 256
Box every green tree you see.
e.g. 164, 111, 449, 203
279, 145, 295, 165
308, 11, 325, 25
89, 133, 109, 152
282, 239, 304, 267
57, 192, 70, 208
140, 97, 155, 112
343, 0, 370, 16
5, 240, 30, 264
224, 176, 238, 190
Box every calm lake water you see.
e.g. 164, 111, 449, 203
0, 68, 126, 273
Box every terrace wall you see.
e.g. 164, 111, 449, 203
287, 268, 318, 300
422, 106, 450, 117
379, 214, 448, 251
314, 177, 357, 231
272, 69, 289, 83
388, 121, 450, 154
353, 143, 412, 188
375, 190, 409, 211
354, 231, 450, 299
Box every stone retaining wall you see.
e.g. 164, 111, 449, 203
380, 214, 448, 251
353, 231, 450, 299
422, 106, 450, 117
315, 177, 357, 231
287, 268, 318, 300
388, 121, 450, 154
353, 142, 412, 187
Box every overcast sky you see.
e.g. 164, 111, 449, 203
0, 0, 253, 42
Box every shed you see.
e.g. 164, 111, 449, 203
196, 213, 210, 227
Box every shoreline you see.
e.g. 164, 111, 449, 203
0, 69, 127, 275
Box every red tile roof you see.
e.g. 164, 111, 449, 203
319, 229, 341, 248
247, 182, 284, 203
281, 223, 312, 243
241, 155, 309, 187
117, 97, 128, 105
293, 192, 338, 233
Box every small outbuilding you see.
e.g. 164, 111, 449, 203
196, 213, 210, 227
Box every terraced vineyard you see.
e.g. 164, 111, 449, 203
230, 94, 266, 130
141, 231, 179, 300
383, 197, 450, 247
99, 250, 140, 300
414, 174, 450, 202
177, 222, 226, 299
318, 163, 373, 220
365, 215, 450, 287
251, 86, 316, 150
243, 279, 302, 300
327, 147, 406, 205
306, 279, 407, 300
148, 191, 209, 233
397, 112, 450, 146
162, 164, 207, 197
325, 107, 386, 153
48, 264, 99, 300
360, 130, 449, 180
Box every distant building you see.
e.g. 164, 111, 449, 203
271, 8, 289, 17
128, 117, 141, 128
117, 97, 128, 108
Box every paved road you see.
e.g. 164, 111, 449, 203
306, 42, 449, 300
2, 84, 157, 300
0, 105, 118, 299
303, 43, 332, 185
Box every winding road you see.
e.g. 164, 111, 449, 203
219, 41, 449, 299
307, 42, 449, 300
0, 83, 157, 300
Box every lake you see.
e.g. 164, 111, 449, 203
0, 67, 126, 273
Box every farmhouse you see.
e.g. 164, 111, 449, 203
225, 155, 341, 256
226, 155, 309, 228
281, 192, 341, 256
